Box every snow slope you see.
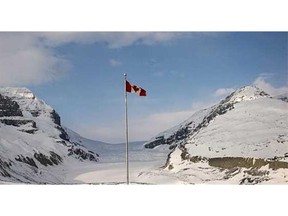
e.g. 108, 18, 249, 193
184, 97, 287, 158
0, 87, 98, 184
143, 86, 288, 184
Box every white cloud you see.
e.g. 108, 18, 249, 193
73, 110, 193, 143
0, 32, 182, 86
109, 59, 122, 67
214, 88, 235, 97
253, 75, 288, 96
39, 32, 182, 48
77, 124, 124, 144
73, 100, 216, 143
0, 33, 70, 86
214, 74, 288, 98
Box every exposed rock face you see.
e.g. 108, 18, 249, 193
68, 146, 99, 162
0, 158, 11, 177
34, 151, 63, 166
0, 119, 36, 128
15, 155, 38, 168
51, 109, 61, 126
0, 94, 23, 117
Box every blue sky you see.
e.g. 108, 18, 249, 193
0, 32, 287, 143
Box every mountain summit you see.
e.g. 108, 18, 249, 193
143, 86, 288, 184
0, 87, 98, 184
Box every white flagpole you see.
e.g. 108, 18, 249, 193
124, 73, 129, 185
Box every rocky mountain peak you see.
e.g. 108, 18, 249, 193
0, 87, 99, 183
143, 85, 288, 184
0, 87, 35, 99
223, 85, 270, 104
0, 87, 54, 119
144, 85, 280, 150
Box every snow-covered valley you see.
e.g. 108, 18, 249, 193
62, 129, 171, 184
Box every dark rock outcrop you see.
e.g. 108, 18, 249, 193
0, 94, 23, 117
0, 158, 11, 177
15, 155, 38, 168
68, 146, 99, 162
34, 151, 63, 167
0, 119, 36, 128
51, 110, 61, 126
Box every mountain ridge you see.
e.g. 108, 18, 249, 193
142, 86, 288, 184
144, 86, 281, 149
0, 87, 99, 183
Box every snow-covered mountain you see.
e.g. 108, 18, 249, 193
0, 87, 98, 184
143, 86, 288, 184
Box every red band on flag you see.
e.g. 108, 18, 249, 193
126, 81, 132, 92
140, 89, 146, 96
126, 80, 146, 96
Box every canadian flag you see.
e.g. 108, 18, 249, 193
126, 80, 147, 96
